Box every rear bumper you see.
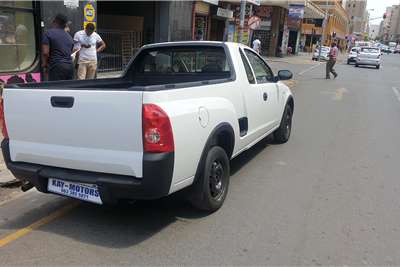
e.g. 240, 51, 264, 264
356, 59, 380, 66
1, 139, 174, 203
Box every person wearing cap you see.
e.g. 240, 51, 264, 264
41, 14, 74, 81
73, 23, 106, 80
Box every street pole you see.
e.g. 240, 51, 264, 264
318, 0, 328, 61
239, 0, 246, 44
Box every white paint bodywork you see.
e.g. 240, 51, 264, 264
3, 41, 293, 196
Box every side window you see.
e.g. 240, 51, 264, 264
239, 49, 255, 84
0, 2, 37, 73
244, 49, 274, 83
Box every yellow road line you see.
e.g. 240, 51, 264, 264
0, 201, 79, 248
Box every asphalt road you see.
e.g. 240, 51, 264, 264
1, 54, 400, 265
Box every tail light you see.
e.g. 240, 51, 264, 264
0, 98, 8, 138
142, 104, 174, 153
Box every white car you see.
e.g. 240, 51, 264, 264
1, 41, 294, 212
355, 47, 381, 69
312, 46, 330, 61
347, 47, 360, 64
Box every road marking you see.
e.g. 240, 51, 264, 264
334, 87, 348, 101
0, 201, 79, 248
298, 62, 321, 75
393, 87, 400, 102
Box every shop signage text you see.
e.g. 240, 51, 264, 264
217, 8, 233, 19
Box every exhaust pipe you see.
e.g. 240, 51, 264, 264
21, 181, 34, 192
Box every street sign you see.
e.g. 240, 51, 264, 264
217, 8, 233, 19
248, 16, 261, 30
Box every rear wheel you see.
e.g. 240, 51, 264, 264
355, 64, 359, 67
347, 60, 350, 64
189, 146, 230, 212
274, 104, 293, 144
376, 65, 380, 69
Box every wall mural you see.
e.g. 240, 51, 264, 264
0, 73, 41, 85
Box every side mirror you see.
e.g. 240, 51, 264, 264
277, 70, 293, 81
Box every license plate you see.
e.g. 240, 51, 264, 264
48, 178, 102, 204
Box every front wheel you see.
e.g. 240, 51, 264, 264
274, 104, 293, 144
355, 64, 359, 67
189, 146, 230, 212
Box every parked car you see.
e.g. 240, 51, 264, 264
312, 46, 330, 61
347, 47, 360, 64
394, 45, 400, 54
381, 45, 391, 54
355, 47, 381, 69
1, 41, 294, 212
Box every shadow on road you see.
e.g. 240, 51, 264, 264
1, 135, 276, 249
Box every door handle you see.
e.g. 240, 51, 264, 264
263, 92, 268, 101
50, 96, 74, 108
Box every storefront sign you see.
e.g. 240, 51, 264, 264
64, 0, 79, 9
217, 8, 233, 19
83, 0, 96, 29
259, 20, 271, 30
287, 4, 304, 30
202, 0, 219, 5
195, 1, 210, 15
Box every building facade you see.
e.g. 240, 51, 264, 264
345, 0, 367, 37
312, 0, 350, 49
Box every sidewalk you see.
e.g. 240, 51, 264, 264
265, 52, 347, 64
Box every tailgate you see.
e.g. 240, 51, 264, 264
3, 88, 144, 177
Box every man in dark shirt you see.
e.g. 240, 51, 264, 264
42, 14, 74, 81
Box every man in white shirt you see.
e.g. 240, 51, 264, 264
252, 38, 261, 54
73, 23, 106, 80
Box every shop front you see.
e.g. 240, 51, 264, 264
251, 6, 273, 55
192, 1, 212, 40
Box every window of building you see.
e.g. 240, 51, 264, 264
0, 2, 36, 73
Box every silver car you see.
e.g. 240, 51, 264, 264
347, 47, 360, 64
355, 47, 381, 69
312, 46, 330, 61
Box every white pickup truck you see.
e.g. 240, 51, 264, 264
1, 41, 294, 212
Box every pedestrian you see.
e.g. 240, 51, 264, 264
326, 42, 338, 79
252, 38, 261, 54
41, 14, 74, 81
73, 23, 106, 80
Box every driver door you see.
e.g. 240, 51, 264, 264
244, 49, 279, 134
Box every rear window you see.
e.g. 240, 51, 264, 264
133, 46, 231, 76
361, 48, 379, 53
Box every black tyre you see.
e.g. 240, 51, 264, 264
355, 64, 359, 67
347, 60, 350, 64
376, 65, 380, 69
189, 146, 230, 212
274, 104, 293, 144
